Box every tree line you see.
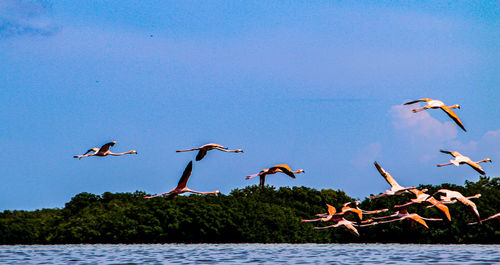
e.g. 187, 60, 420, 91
1, 176, 499, 244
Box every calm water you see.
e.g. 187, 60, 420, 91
1, 243, 499, 264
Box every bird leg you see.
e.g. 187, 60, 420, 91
437, 162, 453, 167
412, 106, 430, 113
144, 191, 173, 199
176, 148, 200, 152
73, 154, 95, 159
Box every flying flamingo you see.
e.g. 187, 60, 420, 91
144, 161, 219, 199
428, 193, 481, 205
403, 98, 466, 131
370, 161, 415, 199
375, 208, 443, 229
437, 150, 492, 175
313, 218, 360, 237
468, 212, 500, 225
73, 141, 137, 159
393, 188, 451, 221
302, 204, 342, 223
428, 189, 481, 223
246, 164, 304, 188
176, 143, 243, 161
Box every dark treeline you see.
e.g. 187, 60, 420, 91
1, 176, 499, 244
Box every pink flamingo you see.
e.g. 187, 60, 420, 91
73, 141, 137, 159
393, 188, 451, 221
428, 189, 481, 223
313, 218, 361, 237
375, 208, 443, 229
437, 150, 492, 175
144, 161, 219, 199
370, 162, 415, 199
404, 98, 466, 131
176, 143, 243, 161
246, 164, 304, 188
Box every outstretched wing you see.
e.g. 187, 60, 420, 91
427, 197, 451, 221
99, 141, 116, 153
404, 99, 429, 105
465, 161, 486, 175
196, 150, 208, 161
246, 170, 266, 180
177, 161, 193, 188
408, 214, 429, 229
326, 204, 336, 215
344, 222, 360, 237
82, 149, 95, 156
439, 150, 460, 158
440, 106, 466, 131
272, 164, 296, 178
373, 161, 400, 188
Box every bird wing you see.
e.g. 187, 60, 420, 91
427, 197, 451, 221
201, 143, 224, 149
246, 170, 266, 180
439, 150, 458, 157
440, 105, 466, 131
272, 165, 296, 178
370, 192, 388, 199
374, 162, 401, 188
326, 204, 336, 215
465, 161, 486, 175
195, 150, 208, 161
99, 141, 116, 153
176, 161, 193, 189
82, 149, 96, 156
456, 196, 475, 207
403, 99, 429, 105
408, 214, 429, 229
344, 208, 363, 222
344, 222, 360, 237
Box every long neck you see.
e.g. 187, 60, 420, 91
475, 159, 490, 164
293, 170, 303, 174
187, 188, 218, 195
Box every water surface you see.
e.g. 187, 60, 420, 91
1, 243, 499, 264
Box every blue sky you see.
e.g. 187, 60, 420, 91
1, 1, 498, 210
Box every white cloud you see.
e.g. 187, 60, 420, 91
0, 0, 59, 38
448, 129, 500, 160
390, 104, 458, 142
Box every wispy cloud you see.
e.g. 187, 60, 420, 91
390, 104, 458, 162
0, 0, 59, 38
390, 104, 457, 142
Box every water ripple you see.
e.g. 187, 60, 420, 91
0, 244, 499, 264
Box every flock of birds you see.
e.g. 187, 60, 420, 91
73, 98, 497, 237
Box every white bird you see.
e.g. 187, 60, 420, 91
437, 150, 492, 175
370, 162, 415, 199
404, 98, 466, 131
74, 141, 137, 159
144, 161, 219, 199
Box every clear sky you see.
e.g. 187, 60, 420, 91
1, 1, 498, 210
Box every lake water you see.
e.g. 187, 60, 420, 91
1, 243, 499, 264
